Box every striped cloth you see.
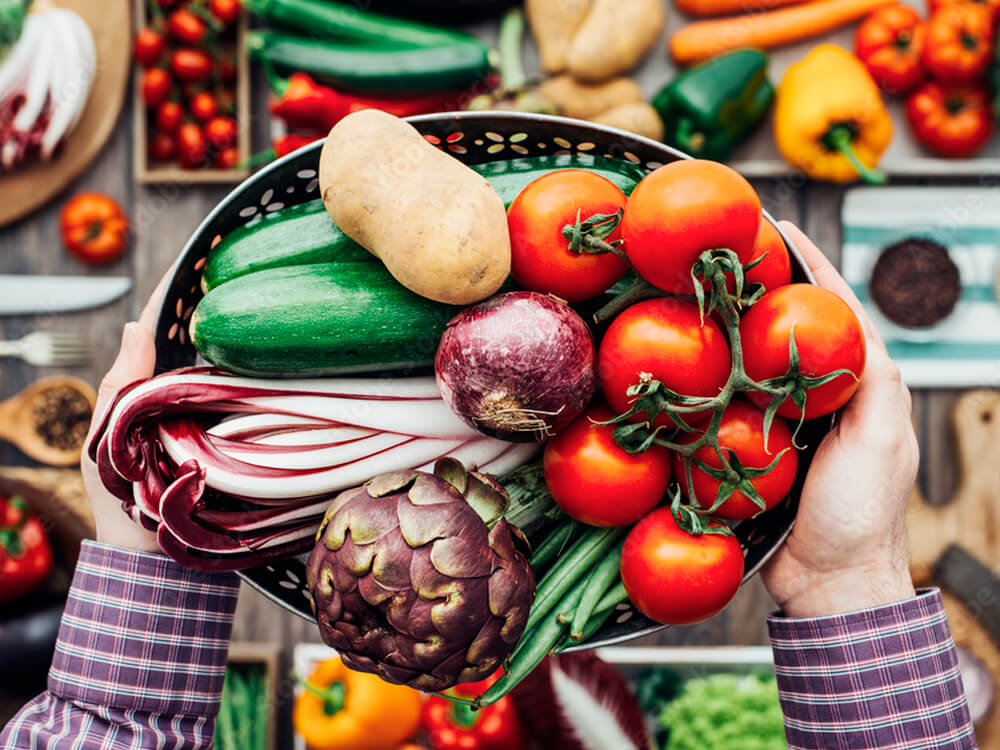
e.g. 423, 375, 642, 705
769, 589, 977, 749
0, 540, 239, 750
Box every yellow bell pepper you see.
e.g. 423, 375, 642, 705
774, 44, 892, 184
293, 657, 423, 750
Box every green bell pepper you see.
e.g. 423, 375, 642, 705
0, 0, 29, 57
652, 48, 775, 162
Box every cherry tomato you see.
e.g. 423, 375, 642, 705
215, 146, 240, 169
854, 4, 926, 94
133, 27, 165, 67
544, 404, 671, 527
170, 48, 213, 83
204, 116, 237, 150
150, 132, 176, 161
210, 0, 241, 24
60, 192, 129, 265
177, 123, 208, 168
673, 399, 798, 520
167, 9, 207, 45
739, 284, 866, 420
141, 68, 171, 108
929, 0, 1000, 22
507, 170, 630, 302
905, 81, 994, 158
745, 220, 792, 292
598, 298, 731, 427
620, 507, 744, 626
621, 160, 761, 295
218, 53, 238, 83
922, 4, 994, 83
190, 91, 219, 122
155, 100, 183, 133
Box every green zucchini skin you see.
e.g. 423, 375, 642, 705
191, 263, 457, 377
202, 154, 647, 291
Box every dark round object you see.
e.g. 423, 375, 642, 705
870, 237, 960, 328
364, 0, 517, 24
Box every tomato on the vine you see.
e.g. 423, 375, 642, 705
739, 284, 866, 420
507, 170, 630, 302
170, 49, 213, 83
922, 4, 994, 83
210, 0, 241, 25
155, 100, 183, 133
544, 404, 671, 527
729, 219, 791, 295
204, 116, 238, 150
673, 399, 798, 520
141, 68, 171, 108
621, 160, 761, 295
150, 132, 176, 161
854, 4, 926, 94
177, 123, 208, 168
905, 81, 993, 158
190, 91, 219, 122
620, 507, 744, 626
133, 27, 164, 67
599, 298, 731, 427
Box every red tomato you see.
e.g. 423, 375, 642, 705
133, 27, 164, 67
854, 4, 926, 94
0, 497, 54, 607
210, 0, 241, 24
60, 192, 129, 265
739, 284, 866, 420
177, 123, 208, 168
219, 55, 238, 83
745, 220, 792, 292
620, 507, 744, 625
544, 404, 672, 527
204, 116, 237, 150
215, 146, 240, 169
905, 81, 993, 158
929, 0, 1000, 22
507, 170, 630, 302
922, 4, 994, 83
170, 48, 213, 83
141, 68, 171, 108
598, 298, 731, 427
673, 400, 798, 520
150, 132, 176, 161
167, 9, 207, 44
155, 100, 183, 133
621, 160, 761, 295
190, 91, 219, 122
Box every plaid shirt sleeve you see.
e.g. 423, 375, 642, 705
1, 540, 240, 750
768, 588, 978, 750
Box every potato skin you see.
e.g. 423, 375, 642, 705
526, 0, 592, 74
567, 0, 666, 82
538, 75, 643, 120
319, 110, 511, 306
592, 102, 665, 141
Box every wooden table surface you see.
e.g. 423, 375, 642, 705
0, 38, 980, 739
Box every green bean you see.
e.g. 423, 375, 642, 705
529, 519, 577, 574
570, 540, 624, 639
524, 526, 624, 632
557, 583, 630, 651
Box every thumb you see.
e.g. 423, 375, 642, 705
92, 322, 157, 430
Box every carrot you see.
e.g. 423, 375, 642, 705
676, 0, 810, 18
669, 0, 896, 64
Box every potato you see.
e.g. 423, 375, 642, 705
526, 0, 592, 74
538, 75, 643, 120
319, 110, 510, 306
592, 103, 665, 141
567, 0, 666, 82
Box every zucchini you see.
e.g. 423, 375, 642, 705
203, 153, 647, 290
191, 263, 456, 377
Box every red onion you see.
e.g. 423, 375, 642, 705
435, 292, 597, 442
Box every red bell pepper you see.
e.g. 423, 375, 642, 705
273, 133, 323, 159
422, 671, 527, 750
0, 496, 54, 605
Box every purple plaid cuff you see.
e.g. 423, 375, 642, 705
48, 540, 240, 716
769, 588, 977, 750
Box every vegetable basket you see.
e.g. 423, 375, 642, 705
154, 112, 827, 649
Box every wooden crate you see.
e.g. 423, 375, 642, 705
225, 642, 282, 750
132, 0, 251, 184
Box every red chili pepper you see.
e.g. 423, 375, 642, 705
0, 496, 54, 606
421, 671, 527, 750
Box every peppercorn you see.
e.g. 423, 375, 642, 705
869, 237, 960, 328
30, 385, 93, 451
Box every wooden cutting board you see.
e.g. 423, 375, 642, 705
0, 0, 131, 228
907, 390, 1000, 746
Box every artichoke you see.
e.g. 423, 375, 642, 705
306, 458, 536, 691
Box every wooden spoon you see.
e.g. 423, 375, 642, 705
0, 377, 97, 466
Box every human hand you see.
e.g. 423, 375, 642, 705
761, 222, 918, 618
81, 276, 168, 554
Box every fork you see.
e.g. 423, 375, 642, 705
0, 331, 93, 367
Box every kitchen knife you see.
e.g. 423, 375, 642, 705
0, 275, 131, 315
